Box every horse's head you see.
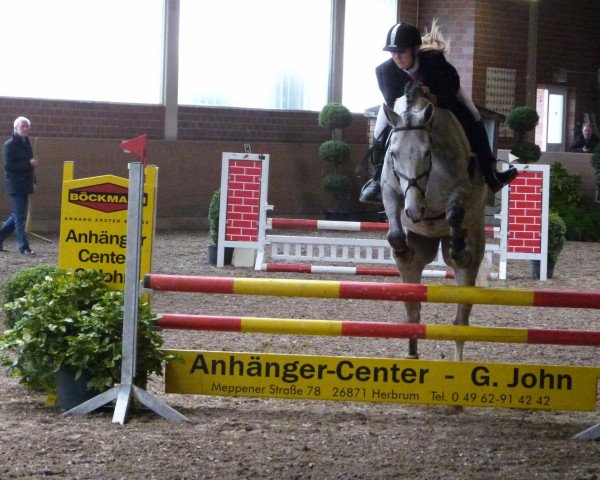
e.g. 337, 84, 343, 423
383, 85, 434, 223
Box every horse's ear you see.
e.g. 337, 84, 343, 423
383, 103, 400, 126
424, 103, 434, 123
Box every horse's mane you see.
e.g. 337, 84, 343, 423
394, 85, 471, 159
420, 19, 450, 53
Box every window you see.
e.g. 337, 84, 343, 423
0, 0, 164, 104
178, 0, 331, 110
342, 0, 397, 112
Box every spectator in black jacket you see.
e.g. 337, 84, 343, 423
570, 123, 599, 153
0, 116, 39, 255
360, 21, 517, 203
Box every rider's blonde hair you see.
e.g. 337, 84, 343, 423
420, 19, 450, 53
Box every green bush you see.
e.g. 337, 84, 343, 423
557, 205, 600, 242
2, 264, 59, 329
318, 102, 352, 131
549, 162, 600, 241
208, 188, 220, 245
547, 211, 566, 263
549, 162, 584, 213
319, 140, 351, 165
0, 268, 173, 393
590, 145, 600, 193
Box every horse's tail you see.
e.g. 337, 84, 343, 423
420, 19, 450, 53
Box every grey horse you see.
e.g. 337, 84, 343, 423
381, 83, 488, 360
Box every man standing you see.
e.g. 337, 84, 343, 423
0, 116, 39, 255
570, 123, 600, 153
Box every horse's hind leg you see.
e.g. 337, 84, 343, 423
397, 232, 440, 358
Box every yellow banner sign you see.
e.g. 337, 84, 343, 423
164, 350, 600, 411
58, 161, 157, 290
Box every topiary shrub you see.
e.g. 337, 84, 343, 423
2, 264, 60, 329
323, 173, 353, 197
318, 102, 354, 211
510, 142, 541, 164
319, 140, 351, 165
507, 106, 540, 138
507, 106, 541, 163
318, 102, 352, 131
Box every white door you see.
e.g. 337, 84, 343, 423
535, 86, 567, 152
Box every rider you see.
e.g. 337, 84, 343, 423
360, 21, 518, 203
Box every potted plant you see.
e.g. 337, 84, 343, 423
530, 211, 566, 279
318, 102, 354, 219
506, 106, 541, 164
207, 188, 233, 265
0, 268, 174, 410
2, 263, 59, 329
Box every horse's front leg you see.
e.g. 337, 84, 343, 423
446, 188, 471, 269
382, 182, 413, 263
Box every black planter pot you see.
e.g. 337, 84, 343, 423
207, 245, 234, 265
529, 259, 555, 279
55, 366, 99, 411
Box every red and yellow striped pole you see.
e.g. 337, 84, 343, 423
144, 274, 600, 309
157, 313, 600, 346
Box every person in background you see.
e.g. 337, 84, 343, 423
570, 123, 599, 153
360, 21, 517, 203
0, 116, 39, 255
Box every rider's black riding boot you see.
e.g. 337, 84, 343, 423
470, 121, 518, 193
359, 134, 388, 204
359, 162, 383, 203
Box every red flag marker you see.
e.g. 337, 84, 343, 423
119, 134, 147, 165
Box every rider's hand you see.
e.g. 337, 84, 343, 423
420, 85, 438, 105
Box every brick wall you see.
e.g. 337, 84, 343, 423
537, 0, 600, 136
419, 0, 476, 96
0, 97, 367, 145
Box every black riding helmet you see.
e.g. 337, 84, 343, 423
383, 22, 422, 52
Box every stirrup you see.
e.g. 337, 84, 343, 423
359, 179, 382, 204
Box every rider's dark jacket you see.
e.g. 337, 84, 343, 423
376, 51, 477, 130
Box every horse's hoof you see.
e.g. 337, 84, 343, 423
450, 248, 471, 269
405, 354, 419, 360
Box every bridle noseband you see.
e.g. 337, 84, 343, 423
387, 124, 432, 198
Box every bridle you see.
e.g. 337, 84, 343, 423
387, 124, 432, 198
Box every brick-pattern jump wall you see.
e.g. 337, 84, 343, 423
507, 171, 543, 254
224, 159, 263, 242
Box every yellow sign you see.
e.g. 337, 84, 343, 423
165, 350, 600, 411
58, 162, 157, 289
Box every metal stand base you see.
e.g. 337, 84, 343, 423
62, 383, 188, 424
